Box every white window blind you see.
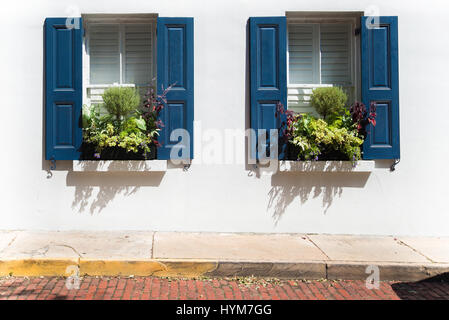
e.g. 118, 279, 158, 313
89, 25, 120, 85
288, 24, 318, 84
124, 24, 153, 85
320, 24, 352, 85
86, 22, 155, 105
287, 23, 354, 113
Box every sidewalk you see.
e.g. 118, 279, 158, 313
4, 276, 449, 300
1, 231, 449, 281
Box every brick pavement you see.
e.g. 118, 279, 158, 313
1, 276, 448, 300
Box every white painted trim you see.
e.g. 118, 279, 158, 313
86, 83, 136, 89
279, 161, 375, 173
82, 27, 90, 106
152, 20, 157, 82
287, 84, 333, 89
73, 160, 167, 172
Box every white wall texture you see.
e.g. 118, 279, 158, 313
0, 0, 448, 236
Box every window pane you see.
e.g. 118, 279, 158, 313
89, 25, 120, 84
288, 24, 316, 84
124, 24, 152, 85
320, 24, 351, 85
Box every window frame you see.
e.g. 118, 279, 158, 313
81, 14, 158, 106
285, 11, 363, 112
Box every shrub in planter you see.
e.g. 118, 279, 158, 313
310, 87, 347, 121
102, 87, 140, 125
81, 84, 173, 160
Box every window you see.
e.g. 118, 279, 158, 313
249, 14, 400, 161
82, 14, 157, 106
286, 13, 361, 114
45, 16, 194, 161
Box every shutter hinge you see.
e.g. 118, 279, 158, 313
47, 158, 56, 179
50, 158, 56, 170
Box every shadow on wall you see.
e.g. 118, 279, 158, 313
66, 170, 165, 215
268, 172, 370, 225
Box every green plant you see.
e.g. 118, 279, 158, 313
82, 83, 173, 160
326, 109, 356, 132
83, 104, 157, 157
82, 104, 113, 138
102, 86, 140, 124
289, 113, 363, 161
310, 87, 347, 120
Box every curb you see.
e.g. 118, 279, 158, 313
1, 259, 448, 281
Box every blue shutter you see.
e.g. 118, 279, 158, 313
361, 16, 400, 160
157, 18, 194, 160
45, 18, 83, 160
249, 17, 287, 160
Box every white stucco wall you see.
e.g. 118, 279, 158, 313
0, 0, 448, 236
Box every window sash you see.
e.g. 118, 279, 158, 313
83, 20, 156, 106
88, 24, 121, 85
288, 22, 353, 86
287, 21, 357, 113
87, 22, 155, 86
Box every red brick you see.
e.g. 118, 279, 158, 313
223, 285, 234, 300
150, 278, 160, 299
169, 280, 179, 300
281, 284, 299, 300
0, 276, 448, 300
195, 280, 207, 300
203, 282, 216, 300
159, 279, 170, 300
178, 280, 187, 300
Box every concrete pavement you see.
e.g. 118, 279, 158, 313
1, 231, 449, 281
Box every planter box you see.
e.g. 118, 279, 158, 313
80, 143, 157, 161
73, 160, 167, 172
279, 161, 375, 173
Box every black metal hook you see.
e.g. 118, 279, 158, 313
391, 159, 400, 172
47, 158, 56, 179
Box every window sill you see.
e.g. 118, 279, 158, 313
86, 84, 136, 89
279, 160, 375, 173
73, 160, 167, 172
